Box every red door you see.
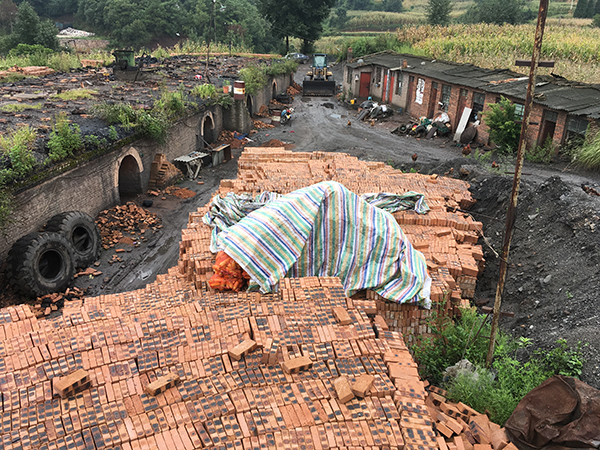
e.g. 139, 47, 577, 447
382, 73, 388, 101
359, 72, 371, 98
388, 74, 394, 103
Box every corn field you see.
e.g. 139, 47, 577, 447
317, 23, 600, 83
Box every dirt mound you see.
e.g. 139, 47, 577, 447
165, 186, 196, 199
470, 173, 600, 389
261, 138, 295, 149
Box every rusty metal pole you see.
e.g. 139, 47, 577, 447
485, 0, 549, 367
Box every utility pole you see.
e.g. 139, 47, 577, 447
485, 0, 551, 367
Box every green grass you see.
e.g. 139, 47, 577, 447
574, 126, 600, 169
50, 89, 98, 101
0, 103, 42, 112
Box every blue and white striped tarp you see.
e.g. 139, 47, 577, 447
212, 181, 432, 308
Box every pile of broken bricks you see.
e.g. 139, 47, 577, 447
96, 202, 162, 248
426, 386, 512, 450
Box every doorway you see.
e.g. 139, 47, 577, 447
538, 110, 558, 147
359, 72, 371, 98
118, 155, 142, 202
427, 81, 439, 118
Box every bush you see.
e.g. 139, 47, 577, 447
483, 96, 521, 154
239, 65, 268, 95
265, 59, 298, 76
92, 103, 170, 143
593, 14, 600, 27
155, 88, 187, 118
47, 113, 83, 162
410, 306, 586, 426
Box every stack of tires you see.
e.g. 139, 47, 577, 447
8, 211, 101, 297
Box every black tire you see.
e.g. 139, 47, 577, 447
8, 232, 75, 297
45, 211, 101, 268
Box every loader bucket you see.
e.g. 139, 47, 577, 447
302, 80, 336, 96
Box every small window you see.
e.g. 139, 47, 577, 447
460, 88, 468, 98
347, 68, 352, 84
514, 103, 525, 121
375, 67, 382, 83
567, 116, 588, 135
441, 85, 451, 112
395, 74, 402, 95
544, 110, 558, 123
432, 81, 438, 89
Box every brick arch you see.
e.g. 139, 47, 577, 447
115, 148, 144, 202
201, 111, 216, 145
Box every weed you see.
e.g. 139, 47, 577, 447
108, 126, 118, 141
0, 103, 42, 112
535, 338, 586, 377
566, 290, 574, 299
83, 134, 107, 148
155, 88, 186, 118
574, 126, 600, 170
412, 304, 588, 425
0, 125, 37, 182
191, 84, 218, 99
50, 89, 97, 101
47, 112, 83, 162
0, 73, 26, 84
93, 102, 169, 143
526, 136, 555, 163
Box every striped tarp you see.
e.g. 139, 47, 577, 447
215, 181, 432, 308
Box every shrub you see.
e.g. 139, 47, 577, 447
483, 96, 521, 154
239, 65, 268, 95
265, 59, 298, 76
47, 113, 83, 162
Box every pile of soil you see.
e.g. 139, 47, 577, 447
164, 186, 196, 199
456, 165, 600, 390
260, 138, 295, 149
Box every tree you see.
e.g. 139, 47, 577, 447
426, 0, 452, 25
382, 0, 403, 12
258, 0, 336, 54
329, 4, 349, 29
484, 96, 521, 153
0, 0, 18, 33
585, 0, 596, 17
471, 0, 525, 24
593, 13, 600, 26
12, 1, 38, 45
573, 0, 588, 17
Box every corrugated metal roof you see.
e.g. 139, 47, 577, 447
346, 51, 600, 119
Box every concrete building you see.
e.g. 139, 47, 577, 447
343, 50, 600, 149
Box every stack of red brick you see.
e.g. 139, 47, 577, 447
180, 148, 484, 339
